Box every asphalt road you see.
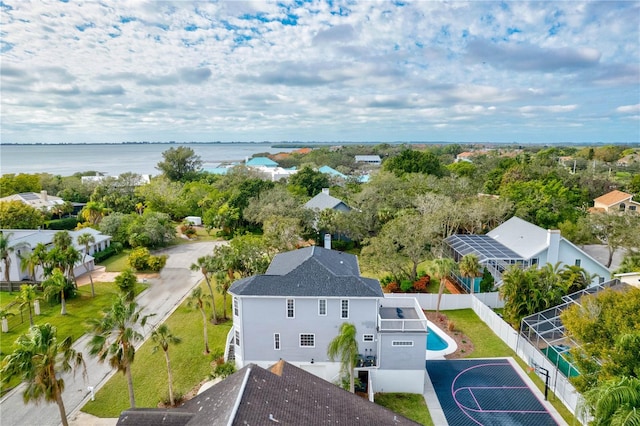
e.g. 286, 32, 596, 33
0, 241, 225, 426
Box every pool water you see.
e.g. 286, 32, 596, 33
427, 326, 449, 351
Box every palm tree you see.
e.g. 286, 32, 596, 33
43, 269, 69, 316
151, 324, 182, 406
77, 233, 96, 297
215, 271, 232, 320
459, 253, 481, 294
86, 296, 153, 408
187, 287, 211, 354
19, 250, 40, 282
429, 257, 457, 318
16, 284, 38, 326
581, 376, 640, 426
190, 256, 217, 324
0, 231, 14, 283
0, 323, 85, 426
327, 322, 358, 393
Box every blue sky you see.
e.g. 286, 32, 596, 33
1, 0, 638, 144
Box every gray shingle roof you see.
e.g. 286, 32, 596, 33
230, 246, 383, 297
117, 361, 419, 426
304, 191, 350, 211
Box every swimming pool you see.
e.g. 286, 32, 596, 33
426, 321, 458, 360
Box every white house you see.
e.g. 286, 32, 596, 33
0, 228, 111, 282
227, 246, 428, 394
445, 216, 611, 288
0, 191, 65, 212
355, 155, 382, 166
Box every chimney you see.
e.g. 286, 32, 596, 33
324, 233, 331, 250
40, 190, 48, 201
321, 188, 329, 195
546, 230, 561, 264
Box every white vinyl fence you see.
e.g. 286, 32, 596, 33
390, 292, 586, 424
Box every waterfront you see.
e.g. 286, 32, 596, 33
0, 143, 298, 177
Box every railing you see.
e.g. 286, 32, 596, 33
378, 297, 429, 331
378, 317, 427, 331
223, 327, 234, 362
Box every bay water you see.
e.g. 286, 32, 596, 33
0, 143, 298, 177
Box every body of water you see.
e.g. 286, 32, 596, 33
0, 143, 298, 177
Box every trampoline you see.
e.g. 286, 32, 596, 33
426, 359, 560, 426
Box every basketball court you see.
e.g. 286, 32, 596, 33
425, 358, 565, 426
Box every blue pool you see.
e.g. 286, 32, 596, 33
427, 326, 449, 351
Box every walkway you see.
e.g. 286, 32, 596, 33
0, 241, 225, 426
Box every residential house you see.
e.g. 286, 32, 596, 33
354, 155, 382, 166
0, 191, 65, 212
592, 190, 640, 213
0, 228, 111, 282
116, 360, 419, 425
245, 156, 279, 168
445, 216, 611, 289
318, 165, 348, 180
304, 188, 351, 212
455, 151, 474, 163
228, 246, 428, 394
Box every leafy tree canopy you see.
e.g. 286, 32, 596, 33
383, 149, 444, 177
156, 146, 203, 182
0, 200, 45, 229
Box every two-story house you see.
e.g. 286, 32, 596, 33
228, 246, 428, 394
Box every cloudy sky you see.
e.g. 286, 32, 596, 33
1, 1, 638, 144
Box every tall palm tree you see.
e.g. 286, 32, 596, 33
151, 324, 182, 406
19, 250, 40, 282
581, 376, 640, 426
86, 296, 152, 408
190, 256, 217, 324
16, 284, 38, 326
215, 271, 232, 320
327, 322, 358, 393
459, 253, 481, 294
43, 269, 69, 315
77, 233, 96, 297
187, 287, 211, 354
0, 323, 85, 426
429, 257, 457, 317
0, 231, 14, 283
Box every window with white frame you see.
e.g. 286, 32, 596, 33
392, 340, 413, 347
274, 333, 281, 350
341, 299, 349, 319
287, 299, 294, 318
363, 334, 374, 342
575, 259, 581, 267
299, 334, 315, 347
233, 297, 239, 316
235, 330, 240, 346
318, 299, 327, 316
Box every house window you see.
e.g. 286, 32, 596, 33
300, 334, 315, 347
233, 298, 239, 316
575, 259, 581, 267
318, 299, 327, 316
274, 333, 280, 350
341, 299, 349, 319
630, 205, 637, 211
235, 330, 240, 346
392, 341, 413, 347
599, 276, 605, 284
363, 334, 374, 342
531, 258, 539, 266
619, 203, 626, 211
287, 299, 294, 318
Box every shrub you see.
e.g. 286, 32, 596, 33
384, 282, 399, 293
380, 275, 395, 287
210, 362, 236, 379
412, 275, 431, 292
92, 245, 117, 263
147, 255, 168, 272
128, 247, 151, 271
400, 280, 414, 292
447, 321, 456, 332
45, 217, 81, 230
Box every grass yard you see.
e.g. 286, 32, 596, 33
82, 281, 232, 418
441, 309, 577, 424
375, 393, 433, 425
0, 282, 147, 394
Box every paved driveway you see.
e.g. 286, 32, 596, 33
0, 241, 225, 426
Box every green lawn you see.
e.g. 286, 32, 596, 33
375, 393, 433, 425
0, 282, 147, 394
82, 281, 232, 417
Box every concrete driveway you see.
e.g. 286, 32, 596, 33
0, 241, 225, 426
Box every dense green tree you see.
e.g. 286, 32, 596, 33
156, 146, 203, 182
327, 322, 358, 393
584, 212, 640, 268
80, 201, 107, 226
0, 201, 45, 229
90, 173, 145, 213
0, 323, 85, 426
99, 212, 135, 246
87, 296, 153, 408
627, 174, 640, 195
150, 324, 182, 407
288, 166, 330, 197
127, 211, 176, 248
615, 251, 640, 273
479, 267, 495, 292
0, 173, 41, 196
581, 376, 640, 426
383, 149, 444, 177
136, 176, 187, 219
115, 268, 138, 301
446, 161, 476, 178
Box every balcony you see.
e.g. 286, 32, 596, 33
378, 297, 428, 332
